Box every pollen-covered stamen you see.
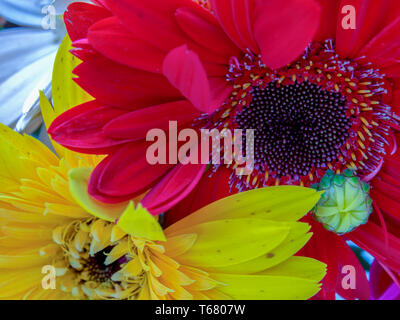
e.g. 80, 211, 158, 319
236, 81, 351, 178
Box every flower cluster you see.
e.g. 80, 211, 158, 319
0, 0, 400, 300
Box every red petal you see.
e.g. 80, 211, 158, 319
164, 165, 232, 227
175, 6, 241, 63
253, 0, 321, 69
336, 0, 400, 58
359, 17, 400, 70
348, 221, 400, 273
104, 0, 197, 51
393, 88, 400, 114
64, 2, 111, 42
93, 142, 174, 201
314, 0, 341, 41
370, 260, 397, 299
73, 54, 182, 109
210, 0, 258, 53
163, 45, 231, 113
88, 17, 166, 74
103, 100, 200, 140
141, 163, 206, 215
335, 238, 370, 300
48, 100, 129, 154
299, 216, 338, 300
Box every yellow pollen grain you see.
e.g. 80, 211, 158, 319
309, 173, 314, 181
352, 98, 359, 104
371, 101, 379, 105
246, 175, 251, 185
327, 74, 332, 80
345, 78, 351, 82
275, 179, 280, 186
233, 84, 241, 89
292, 74, 297, 82
328, 163, 333, 170
358, 131, 366, 141
363, 125, 373, 137
252, 176, 258, 186
222, 109, 231, 118
351, 152, 357, 161
364, 93, 374, 97
337, 73, 342, 77
358, 140, 366, 149
317, 69, 322, 74
358, 90, 371, 94
265, 171, 269, 181
360, 117, 369, 126
278, 76, 285, 83
242, 83, 251, 90
349, 82, 357, 87
359, 149, 368, 160
241, 92, 247, 98
346, 88, 352, 94
362, 107, 373, 111
360, 82, 372, 86
335, 84, 340, 92
232, 101, 238, 107
360, 102, 368, 107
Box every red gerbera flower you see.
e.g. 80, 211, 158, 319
49, 0, 400, 299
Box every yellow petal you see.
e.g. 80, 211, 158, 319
164, 234, 197, 257
51, 35, 92, 120
166, 186, 322, 235
257, 256, 326, 281
172, 219, 290, 268
210, 273, 322, 300
117, 202, 166, 242
68, 167, 128, 222
205, 222, 311, 274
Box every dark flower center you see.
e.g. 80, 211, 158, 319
236, 81, 351, 177
200, 40, 394, 190
79, 247, 122, 283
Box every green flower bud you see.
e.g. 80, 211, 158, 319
312, 169, 373, 235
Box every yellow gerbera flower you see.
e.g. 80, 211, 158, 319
0, 36, 326, 300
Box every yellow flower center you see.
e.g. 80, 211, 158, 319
51, 218, 219, 300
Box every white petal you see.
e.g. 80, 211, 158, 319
0, 50, 56, 128
0, 28, 59, 82
0, 0, 53, 28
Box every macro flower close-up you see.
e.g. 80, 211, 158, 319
0, 0, 399, 304
0, 97, 325, 299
